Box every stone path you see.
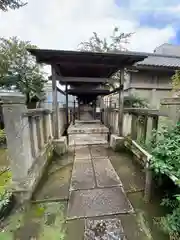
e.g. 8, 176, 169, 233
0, 145, 166, 240
67, 145, 134, 220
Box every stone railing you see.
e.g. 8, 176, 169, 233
23, 109, 53, 159
102, 107, 168, 141
103, 107, 169, 201
0, 93, 67, 203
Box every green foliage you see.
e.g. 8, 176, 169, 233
0, 189, 12, 209
0, 0, 26, 11
150, 123, 180, 179
0, 129, 6, 145
143, 123, 180, 238
172, 70, 180, 93
78, 27, 134, 90
124, 94, 149, 108
159, 195, 180, 240
0, 37, 47, 104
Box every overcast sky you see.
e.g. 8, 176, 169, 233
1, 0, 180, 54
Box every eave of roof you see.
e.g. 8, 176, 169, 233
28, 48, 147, 78
134, 55, 180, 70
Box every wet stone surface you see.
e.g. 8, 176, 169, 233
75, 146, 91, 159
70, 158, 95, 190
84, 218, 127, 240
67, 187, 134, 219
33, 163, 72, 201
110, 153, 145, 192
92, 157, 122, 188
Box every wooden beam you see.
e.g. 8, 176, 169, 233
58, 77, 108, 83
118, 69, 124, 136
51, 65, 59, 139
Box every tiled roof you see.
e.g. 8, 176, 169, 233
135, 44, 180, 69
135, 55, 180, 69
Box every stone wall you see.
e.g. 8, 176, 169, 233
104, 70, 173, 109
160, 97, 180, 125
0, 93, 67, 203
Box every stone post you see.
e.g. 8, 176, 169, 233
0, 93, 34, 183
118, 69, 125, 136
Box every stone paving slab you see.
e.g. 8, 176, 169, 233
90, 146, 109, 157
92, 158, 123, 188
75, 146, 91, 159
70, 158, 95, 190
67, 187, 134, 219
84, 218, 127, 240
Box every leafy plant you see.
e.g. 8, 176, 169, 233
172, 70, 180, 95
0, 189, 12, 210
143, 123, 180, 238
159, 195, 180, 240
124, 94, 149, 108
150, 123, 180, 179
0, 37, 47, 105
0, 129, 6, 145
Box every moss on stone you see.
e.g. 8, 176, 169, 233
0, 170, 12, 194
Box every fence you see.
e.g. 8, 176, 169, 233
0, 93, 69, 202
23, 109, 53, 159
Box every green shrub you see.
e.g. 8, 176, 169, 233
160, 195, 180, 240
150, 123, 180, 179
0, 129, 6, 145
144, 123, 180, 238
124, 94, 149, 108
0, 189, 12, 210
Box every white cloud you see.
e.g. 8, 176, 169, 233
0, 0, 176, 54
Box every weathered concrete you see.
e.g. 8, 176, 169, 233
33, 161, 72, 201
67, 187, 134, 219
110, 153, 145, 193
68, 121, 109, 146
75, 146, 91, 159
90, 145, 109, 157
70, 158, 95, 191
1, 93, 34, 182
11, 143, 54, 203
92, 158, 122, 188
110, 134, 125, 151
53, 137, 68, 156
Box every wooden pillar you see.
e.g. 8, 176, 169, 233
65, 83, 69, 126
118, 69, 124, 136
51, 65, 59, 139
78, 99, 80, 120
93, 100, 96, 119
73, 100, 76, 125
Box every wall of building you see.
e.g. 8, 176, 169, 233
126, 70, 173, 108
129, 70, 172, 89
103, 69, 174, 109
